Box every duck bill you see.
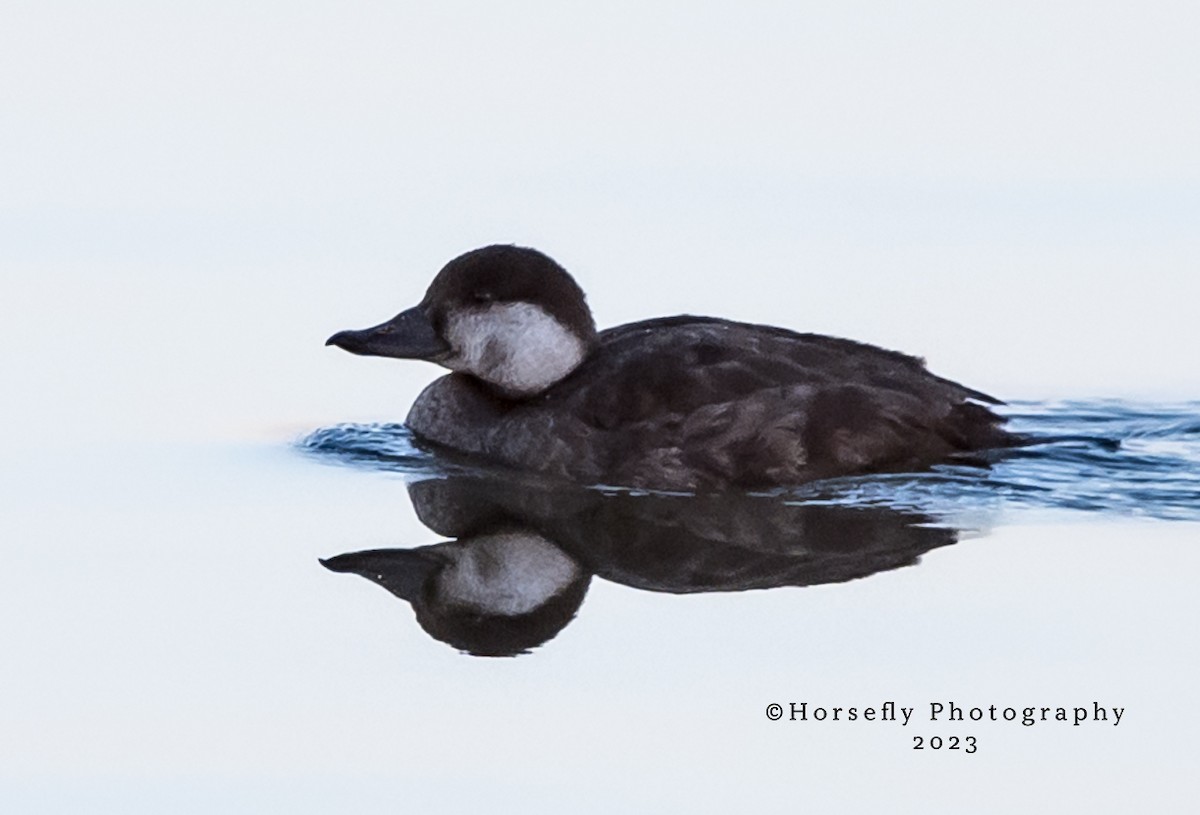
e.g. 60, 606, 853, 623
325, 305, 449, 360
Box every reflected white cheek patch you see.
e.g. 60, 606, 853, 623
437, 532, 580, 616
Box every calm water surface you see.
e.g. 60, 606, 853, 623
3, 401, 1197, 813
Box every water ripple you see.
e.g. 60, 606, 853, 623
300, 400, 1200, 521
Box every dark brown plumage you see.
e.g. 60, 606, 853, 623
406, 315, 1015, 491
331, 245, 1017, 491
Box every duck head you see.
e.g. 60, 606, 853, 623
327, 245, 599, 398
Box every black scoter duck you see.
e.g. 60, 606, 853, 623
327, 245, 1015, 490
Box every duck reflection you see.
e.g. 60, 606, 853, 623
322, 475, 965, 657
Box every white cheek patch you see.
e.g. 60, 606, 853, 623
435, 532, 580, 616
444, 303, 585, 396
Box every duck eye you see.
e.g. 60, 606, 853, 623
473, 291, 495, 304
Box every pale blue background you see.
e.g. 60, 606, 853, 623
2, 2, 1198, 812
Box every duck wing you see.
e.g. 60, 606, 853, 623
541, 317, 1012, 489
